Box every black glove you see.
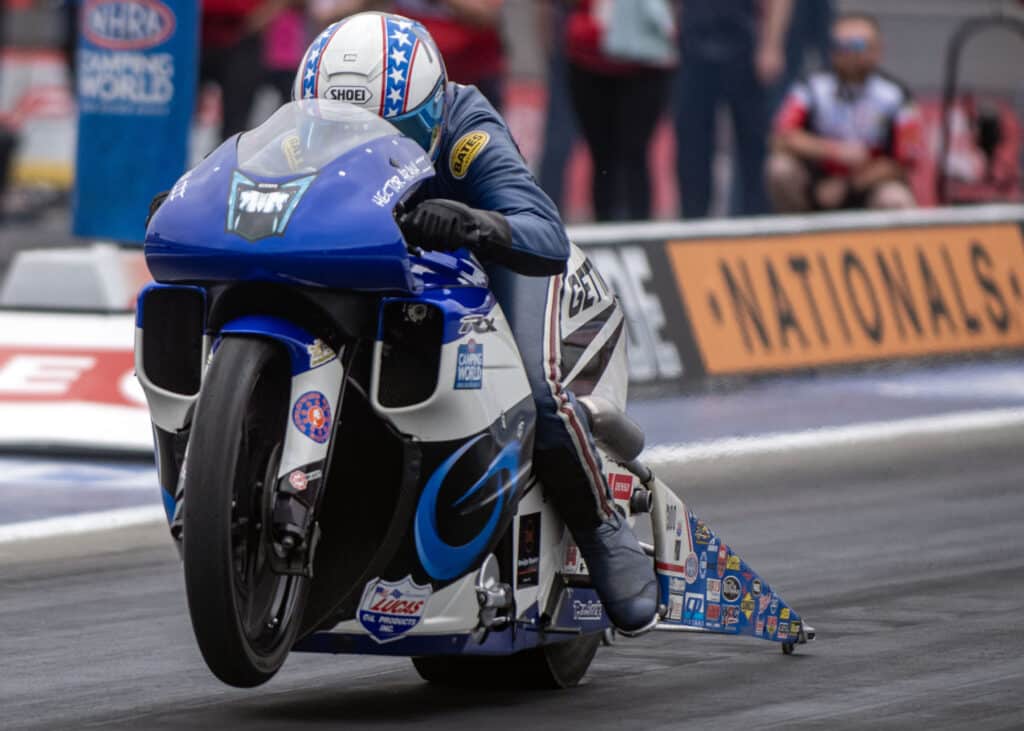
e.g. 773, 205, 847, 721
399, 199, 511, 254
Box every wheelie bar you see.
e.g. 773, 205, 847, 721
621, 457, 816, 652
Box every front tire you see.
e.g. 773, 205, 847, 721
183, 336, 309, 687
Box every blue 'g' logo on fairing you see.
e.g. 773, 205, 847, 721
414, 435, 521, 581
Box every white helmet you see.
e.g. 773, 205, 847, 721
294, 12, 448, 160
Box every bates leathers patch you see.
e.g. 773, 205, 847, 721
449, 131, 490, 179
357, 576, 432, 643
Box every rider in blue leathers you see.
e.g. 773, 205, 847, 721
298, 12, 657, 633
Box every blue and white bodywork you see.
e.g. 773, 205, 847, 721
134, 100, 810, 686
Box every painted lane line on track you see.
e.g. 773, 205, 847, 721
0, 458, 157, 490
0, 505, 165, 544
642, 406, 1024, 463
4, 406, 1024, 545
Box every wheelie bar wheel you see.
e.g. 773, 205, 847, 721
781, 623, 815, 655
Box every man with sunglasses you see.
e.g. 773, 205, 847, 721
765, 12, 921, 212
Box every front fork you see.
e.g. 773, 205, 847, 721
162, 320, 351, 578
264, 344, 348, 577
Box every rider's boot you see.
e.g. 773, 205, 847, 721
569, 507, 659, 633
537, 451, 659, 633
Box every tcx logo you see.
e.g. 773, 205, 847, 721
459, 314, 496, 335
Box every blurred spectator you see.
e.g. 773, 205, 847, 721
0, 5, 16, 215
768, 0, 834, 115
262, 1, 308, 104
537, 0, 578, 213
766, 12, 921, 211
566, 0, 676, 222
675, 0, 792, 219
61, 0, 78, 90
202, 0, 294, 141
311, 0, 505, 110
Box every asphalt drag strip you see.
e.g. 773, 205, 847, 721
1, 417, 1023, 730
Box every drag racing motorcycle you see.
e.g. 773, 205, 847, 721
137, 99, 813, 689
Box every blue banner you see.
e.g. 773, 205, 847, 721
73, 0, 198, 242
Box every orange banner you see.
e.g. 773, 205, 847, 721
666, 224, 1024, 374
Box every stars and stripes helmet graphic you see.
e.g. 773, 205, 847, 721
293, 12, 448, 161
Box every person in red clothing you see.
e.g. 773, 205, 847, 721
202, 0, 297, 141
262, 0, 309, 104
311, 0, 505, 109
565, 0, 677, 221
766, 12, 921, 211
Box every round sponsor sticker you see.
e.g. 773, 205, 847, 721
684, 552, 699, 584
288, 470, 308, 491
292, 390, 332, 443
722, 575, 741, 602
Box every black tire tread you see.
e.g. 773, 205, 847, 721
183, 336, 299, 688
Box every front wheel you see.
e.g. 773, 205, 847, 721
183, 336, 309, 687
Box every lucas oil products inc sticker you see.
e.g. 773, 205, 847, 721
357, 576, 432, 643
454, 339, 483, 389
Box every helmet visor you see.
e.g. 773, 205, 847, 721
388, 81, 445, 160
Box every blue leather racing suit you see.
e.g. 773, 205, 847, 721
408, 83, 616, 528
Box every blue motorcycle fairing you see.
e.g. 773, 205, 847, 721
380, 285, 495, 345
408, 249, 489, 290
144, 133, 432, 293
218, 315, 331, 376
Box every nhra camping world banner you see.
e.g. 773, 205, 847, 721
73, 0, 198, 242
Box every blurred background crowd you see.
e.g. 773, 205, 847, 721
0, 0, 1022, 226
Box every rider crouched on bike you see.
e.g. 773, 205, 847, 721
295, 11, 657, 632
